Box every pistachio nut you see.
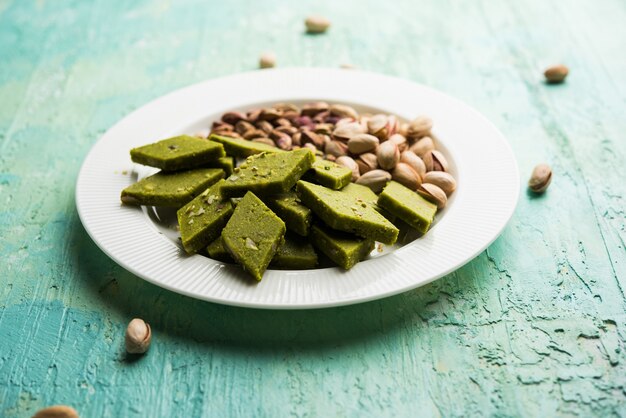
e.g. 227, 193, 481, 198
252, 137, 276, 147
243, 129, 267, 140
301, 102, 329, 117
423, 171, 456, 195
305, 15, 331, 33
398, 122, 409, 137
303, 143, 318, 153
259, 52, 276, 69
347, 133, 379, 154
544, 65, 568, 84
389, 133, 408, 152
125, 318, 152, 354
422, 150, 449, 172
270, 131, 293, 150
274, 117, 292, 128
294, 115, 313, 129
333, 121, 366, 141
336, 155, 360, 181
409, 136, 435, 157
275, 126, 298, 136
213, 127, 241, 138
528, 163, 552, 193
301, 130, 325, 148
417, 183, 447, 209
325, 154, 337, 162
355, 169, 392, 193
235, 120, 255, 135
312, 110, 331, 123
391, 163, 421, 190
407, 116, 433, 139
292, 132, 302, 147
273, 103, 299, 113
221, 112, 247, 125
377, 140, 400, 170
386, 115, 399, 137
400, 151, 426, 179
367, 114, 389, 139
325, 140, 348, 157
259, 108, 282, 121
33, 405, 79, 418
212, 121, 234, 131
255, 120, 274, 134
357, 152, 378, 174
329, 103, 359, 120
314, 123, 334, 136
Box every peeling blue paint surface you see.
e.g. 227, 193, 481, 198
1, 0, 625, 416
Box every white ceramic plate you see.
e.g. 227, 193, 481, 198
76, 68, 519, 309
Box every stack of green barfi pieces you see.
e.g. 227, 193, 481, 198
122, 133, 439, 281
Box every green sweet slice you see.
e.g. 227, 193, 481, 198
221, 191, 286, 281
296, 180, 399, 245
307, 158, 352, 190
205, 234, 317, 269
378, 181, 437, 235
310, 224, 374, 270
121, 168, 224, 208
177, 179, 234, 253
221, 149, 315, 197
209, 134, 281, 157
131, 135, 225, 171
271, 234, 318, 269
265, 190, 312, 236
212, 157, 234, 176
341, 183, 396, 222
206, 237, 233, 263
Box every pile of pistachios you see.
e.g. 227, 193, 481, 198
209, 102, 456, 208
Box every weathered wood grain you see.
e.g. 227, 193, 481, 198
1, 0, 625, 416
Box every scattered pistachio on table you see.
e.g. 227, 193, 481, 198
528, 163, 552, 193
32, 405, 79, 418
209, 102, 456, 208
259, 52, 276, 69
544, 64, 568, 83
305, 15, 331, 34
125, 318, 152, 354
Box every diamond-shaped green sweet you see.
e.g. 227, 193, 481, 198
209, 134, 282, 157
306, 158, 352, 189
271, 234, 318, 269
310, 224, 374, 270
221, 148, 315, 197
177, 179, 234, 253
130, 135, 225, 171
121, 168, 224, 208
264, 190, 312, 236
378, 181, 437, 235
296, 180, 399, 244
221, 192, 286, 281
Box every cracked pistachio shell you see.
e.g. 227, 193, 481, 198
389, 133, 408, 152
391, 162, 421, 190
528, 163, 552, 193
355, 169, 392, 193
423, 171, 456, 195
417, 183, 447, 209
407, 116, 433, 138
125, 318, 152, 354
329, 104, 359, 120
324, 140, 348, 157
377, 140, 400, 170
422, 150, 449, 172
409, 136, 435, 157
347, 133, 379, 154
356, 152, 378, 174
333, 121, 366, 141
400, 151, 426, 179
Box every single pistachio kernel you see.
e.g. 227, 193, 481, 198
528, 163, 552, 193
544, 65, 568, 84
125, 318, 152, 354
32, 405, 79, 418
259, 52, 276, 69
305, 15, 331, 34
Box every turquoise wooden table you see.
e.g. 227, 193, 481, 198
1, 0, 625, 416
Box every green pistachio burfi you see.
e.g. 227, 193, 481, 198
341, 183, 396, 222
177, 179, 234, 253
221, 149, 315, 197
310, 224, 374, 270
271, 234, 318, 269
378, 181, 437, 235
265, 190, 312, 236
209, 134, 281, 157
206, 237, 233, 263
307, 158, 352, 190
296, 180, 399, 245
121, 168, 224, 208
212, 156, 234, 176
131, 135, 225, 171
221, 192, 286, 281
